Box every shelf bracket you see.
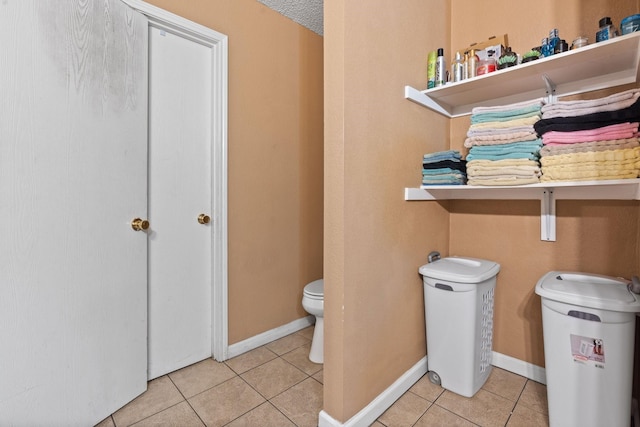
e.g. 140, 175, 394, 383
542, 74, 557, 105
540, 189, 556, 241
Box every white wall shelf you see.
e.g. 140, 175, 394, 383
405, 179, 640, 201
405, 32, 640, 117
405, 179, 640, 241
404, 33, 640, 241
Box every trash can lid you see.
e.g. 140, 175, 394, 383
418, 256, 500, 283
535, 271, 640, 312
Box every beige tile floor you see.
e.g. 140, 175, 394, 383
97, 327, 549, 427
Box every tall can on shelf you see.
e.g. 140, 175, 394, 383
427, 51, 437, 89
465, 49, 478, 79
435, 48, 446, 87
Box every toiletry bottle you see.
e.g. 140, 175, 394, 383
541, 37, 552, 57
555, 39, 568, 54
427, 50, 437, 89
451, 51, 464, 82
462, 51, 469, 79
466, 49, 478, 79
596, 17, 619, 42
435, 48, 446, 87
476, 50, 497, 75
548, 29, 560, 55
571, 36, 588, 49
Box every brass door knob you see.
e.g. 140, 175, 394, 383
131, 218, 150, 231
198, 214, 211, 224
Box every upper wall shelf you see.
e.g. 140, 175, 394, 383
405, 31, 640, 117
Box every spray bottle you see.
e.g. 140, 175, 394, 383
435, 48, 446, 87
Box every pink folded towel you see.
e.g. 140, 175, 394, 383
542, 122, 639, 145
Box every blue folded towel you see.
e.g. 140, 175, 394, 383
423, 150, 462, 163
422, 167, 465, 176
466, 152, 540, 161
422, 173, 466, 185
466, 140, 542, 161
471, 105, 542, 124
468, 140, 542, 156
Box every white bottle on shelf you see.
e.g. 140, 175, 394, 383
451, 51, 464, 82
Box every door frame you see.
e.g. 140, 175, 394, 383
121, 0, 229, 361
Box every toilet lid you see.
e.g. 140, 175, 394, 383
304, 279, 323, 297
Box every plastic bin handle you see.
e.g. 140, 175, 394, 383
568, 310, 601, 322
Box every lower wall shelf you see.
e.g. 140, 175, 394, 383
404, 179, 640, 241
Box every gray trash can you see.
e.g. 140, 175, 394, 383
535, 271, 640, 427
419, 256, 500, 397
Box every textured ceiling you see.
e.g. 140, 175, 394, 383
257, 0, 323, 36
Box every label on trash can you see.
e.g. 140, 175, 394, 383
570, 334, 605, 368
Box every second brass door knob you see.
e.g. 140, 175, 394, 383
198, 214, 211, 224
131, 218, 150, 231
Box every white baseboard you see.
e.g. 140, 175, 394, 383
318, 356, 428, 427
226, 316, 315, 359
492, 351, 546, 384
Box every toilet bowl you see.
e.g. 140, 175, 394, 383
302, 279, 324, 364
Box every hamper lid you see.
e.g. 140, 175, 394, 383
535, 271, 640, 312
418, 256, 500, 283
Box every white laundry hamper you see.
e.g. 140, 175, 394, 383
535, 271, 640, 427
419, 256, 500, 397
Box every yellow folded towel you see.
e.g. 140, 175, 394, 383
468, 176, 541, 186
467, 159, 540, 168
540, 147, 640, 166
468, 115, 540, 131
541, 170, 638, 181
464, 131, 539, 147
542, 159, 640, 172
467, 166, 541, 177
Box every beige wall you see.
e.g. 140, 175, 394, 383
142, 0, 640, 423
324, 0, 451, 421
144, 0, 324, 344
450, 0, 640, 366
326, 0, 640, 423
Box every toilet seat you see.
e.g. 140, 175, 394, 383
303, 279, 324, 299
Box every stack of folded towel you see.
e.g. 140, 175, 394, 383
534, 88, 640, 182
422, 150, 467, 185
464, 99, 543, 185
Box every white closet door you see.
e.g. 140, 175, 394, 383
148, 24, 213, 379
0, 1, 148, 425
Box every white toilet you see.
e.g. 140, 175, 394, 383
302, 278, 324, 364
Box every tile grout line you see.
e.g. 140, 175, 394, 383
266, 348, 321, 427
264, 400, 302, 427
224, 360, 305, 427
109, 328, 320, 427
431, 403, 482, 426
503, 378, 530, 426
166, 373, 208, 427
